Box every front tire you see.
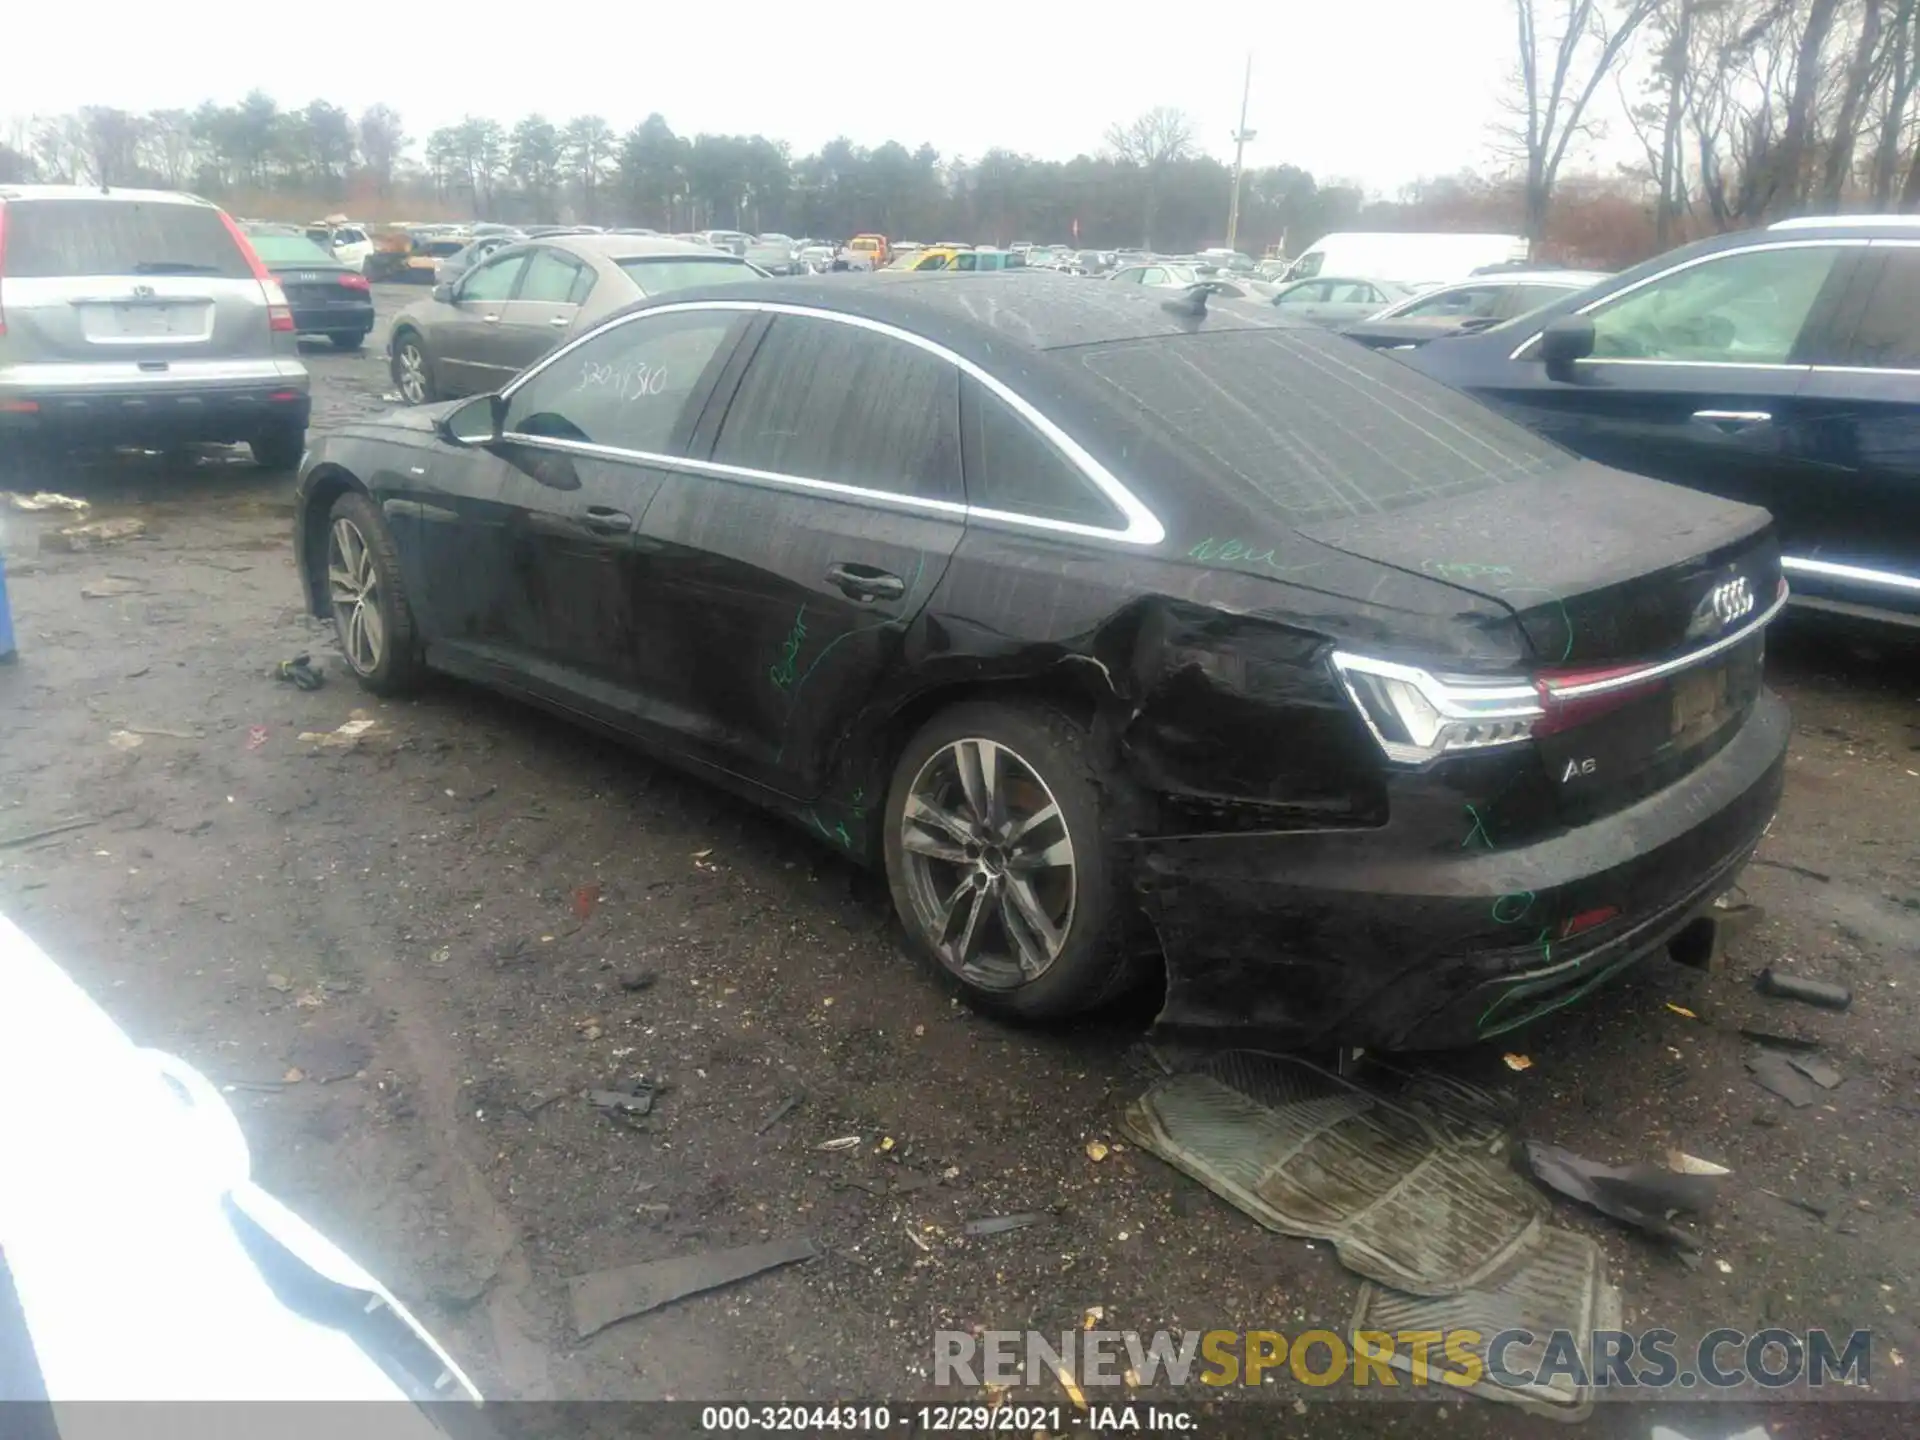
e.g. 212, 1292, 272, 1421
324, 490, 423, 695
883, 700, 1128, 1020
250, 422, 306, 470
391, 330, 434, 404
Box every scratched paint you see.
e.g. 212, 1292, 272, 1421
1185, 537, 1324, 580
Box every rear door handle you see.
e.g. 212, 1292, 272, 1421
481, 313, 500, 324
549, 315, 570, 327
582, 505, 634, 535
1692, 409, 1772, 430
826, 562, 905, 601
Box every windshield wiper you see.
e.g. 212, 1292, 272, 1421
132, 260, 223, 275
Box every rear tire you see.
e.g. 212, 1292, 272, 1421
250, 422, 306, 470
324, 490, 423, 695
329, 331, 369, 351
391, 329, 434, 404
883, 699, 1131, 1020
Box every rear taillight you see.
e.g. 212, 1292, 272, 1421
218, 208, 296, 333
1331, 651, 1542, 766
339, 273, 371, 291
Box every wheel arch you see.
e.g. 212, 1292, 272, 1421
298, 465, 371, 617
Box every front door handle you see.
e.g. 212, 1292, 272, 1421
481, 312, 500, 324
826, 562, 905, 602
1692, 409, 1772, 431
549, 315, 570, 327
582, 505, 633, 535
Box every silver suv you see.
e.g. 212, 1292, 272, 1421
0, 185, 311, 472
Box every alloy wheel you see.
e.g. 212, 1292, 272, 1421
897, 736, 1076, 989
327, 516, 385, 676
394, 341, 427, 404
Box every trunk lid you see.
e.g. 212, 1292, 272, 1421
1299, 463, 1783, 827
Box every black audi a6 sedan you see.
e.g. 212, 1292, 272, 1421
292, 273, 1791, 1051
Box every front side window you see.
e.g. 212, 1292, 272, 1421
962, 378, 1123, 527
1402, 285, 1501, 319
459, 254, 526, 303
712, 316, 961, 501
501, 311, 739, 453
1585, 245, 1842, 364
1112, 268, 1145, 285
1275, 281, 1332, 305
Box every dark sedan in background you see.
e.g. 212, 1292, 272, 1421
385, 234, 765, 404
295, 274, 1788, 1051
241, 225, 376, 349
1403, 217, 1920, 629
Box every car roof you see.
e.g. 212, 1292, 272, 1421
1440, 270, 1611, 286
608, 270, 1293, 354
0, 183, 216, 207
534, 234, 746, 262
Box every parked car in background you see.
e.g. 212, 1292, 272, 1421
1282, 232, 1530, 288
1197, 247, 1255, 274
367, 228, 473, 284
797, 241, 838, 271
295, 272, 1788, 1050
386, 234, 765, 403
0, 911, 483, 1409
433, 231, 524, 288
303, 217, 374, 272
1340, 270, 1609, 350
0, 184, 310, 473
1109, 260, 1216, 289
699, 229, 753, 257
1403, 216, 1920, 629
747, 233, 805, 275
844, 233, 890, 270
1264, 276, 1410, 326
242, 225, 377, 350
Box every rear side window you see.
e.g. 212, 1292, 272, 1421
3, 199, 252, 279
1839, 248, 1920, 369
962, 378, 1124, 528
1074, 328, 1567, 524
712, 316, 962, 501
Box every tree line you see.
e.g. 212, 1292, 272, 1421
1, 2, 1913, 271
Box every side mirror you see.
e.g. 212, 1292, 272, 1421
435, 392, 500, 447
432, 282, 456, 304
1540, 314, 1596, 381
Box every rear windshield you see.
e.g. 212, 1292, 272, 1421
616, 256, 758, 295
247, 232, 336, 265
3, 199, 252, 279
1073, 328, 1567, 524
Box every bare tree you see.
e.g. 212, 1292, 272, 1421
1867, 0, 1920, 204
1104, 106, 1196, 247
1499, 0, 1661, 249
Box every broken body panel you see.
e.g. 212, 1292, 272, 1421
294, 275, 1790, 1049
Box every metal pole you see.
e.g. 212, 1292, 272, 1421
1225, 54, 1254, 251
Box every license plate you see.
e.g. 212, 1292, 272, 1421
110, 304, 182, 336
1670, 666, 1728, 738
81, 301, 206, 341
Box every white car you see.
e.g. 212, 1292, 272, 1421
0, 912, 482, 1414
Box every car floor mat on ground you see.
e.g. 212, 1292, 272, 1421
1119, 1051, 1547, 1296
1350, 1224, 1622, 1421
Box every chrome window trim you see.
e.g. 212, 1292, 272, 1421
1807, 364, 1920, 376
499, 297, 1167, 546
1542, 581, 1790, 700
1781, 557, 1920, 595
1507, 239, 1870, 361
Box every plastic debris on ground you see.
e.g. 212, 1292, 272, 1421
80, 577, 146, 599
299, 712, 382, 748
1755, 967, 1853, 1010
566, 1236, 818, 1338
1746, 1049, 1819, 1107
41, 517, 145, 552
1518, 1141, 1722, 1250
1351, 1223, 1621, 1420
1121, 1051, 1547, 1295
3, 492, 90, 513
964, 1213, 1047, 1237
1788, 1054, 1843, 1089
587, 1077, 667, 1130
274, 653, 325, 690
756, 1092, 803, 1134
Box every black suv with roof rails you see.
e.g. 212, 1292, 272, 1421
1403, 216, 1920, 631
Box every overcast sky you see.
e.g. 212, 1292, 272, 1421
4, 0, 1645, 194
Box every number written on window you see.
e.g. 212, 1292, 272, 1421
501, 311, 738, 453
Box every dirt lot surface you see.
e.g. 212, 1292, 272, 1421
3, 287, 1920, 1436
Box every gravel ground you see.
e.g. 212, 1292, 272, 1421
2, 286, 1919, 1436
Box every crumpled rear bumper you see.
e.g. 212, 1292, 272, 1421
1132, 689, 1790, 1051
